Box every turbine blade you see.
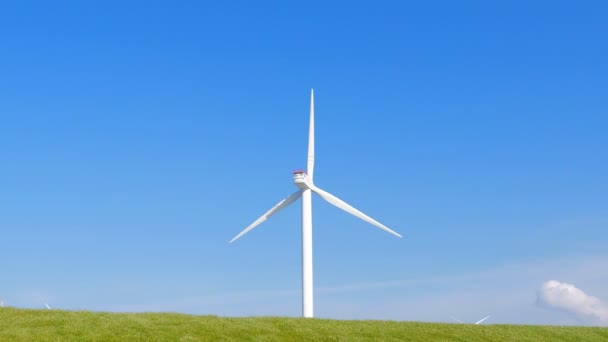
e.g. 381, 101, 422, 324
450, 315, 463, 323
45, 303, 51, 310
311, 186, 402, 238
475, 315, 490, 324
307, 88, 315, 180
230, 190, 303, 243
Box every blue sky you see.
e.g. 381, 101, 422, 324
1, 1, 607, 325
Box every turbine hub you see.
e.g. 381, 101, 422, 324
293, 170, 312, 189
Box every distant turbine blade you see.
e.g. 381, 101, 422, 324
311, 186, 402, 238
307, 88, 315, 180
475, 315, 490, 324
230, 190, 303, 243
450, 315, 463, 323
45, 303, 51, 310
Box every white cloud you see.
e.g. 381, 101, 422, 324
537, 280, 608, 326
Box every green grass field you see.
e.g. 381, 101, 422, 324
0, 308, 606, 341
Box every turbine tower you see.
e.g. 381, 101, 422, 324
230, 89, 402, 318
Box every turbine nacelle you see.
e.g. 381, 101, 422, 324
293, 170, 313, 190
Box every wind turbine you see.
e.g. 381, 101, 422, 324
450, 315, 491, 325
230, 89, 402, 318
45, 303, 51, 310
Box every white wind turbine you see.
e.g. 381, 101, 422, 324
230, 89, 402, 318
450, 315, 491, 325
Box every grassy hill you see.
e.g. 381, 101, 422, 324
0, 308, 606, 341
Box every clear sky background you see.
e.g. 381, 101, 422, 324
1, 1, 607, 326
